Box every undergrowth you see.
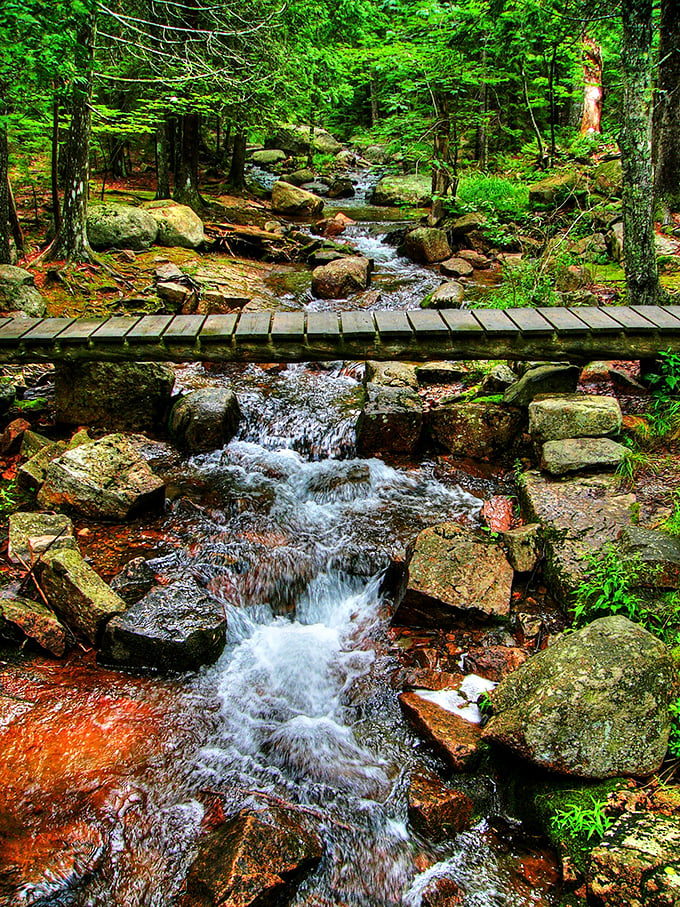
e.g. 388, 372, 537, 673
552, 794, 613, 843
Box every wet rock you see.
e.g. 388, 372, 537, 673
425, 280, 465, 309
86, 203, 158, 250
251, 148, 286, 166
311, 256, 371, 299
618, 526, 680, 589
416, 362, 469, 384
528, 394, 622, 441
393, 523, 513, 625
371, 174, 432, 207
481, 495, 514, 532
420, 877, 464, 907
440, 257, 473, 278
479, 364, 516, 396
457, 249, 489, 269
271, 180, 324, 216
144, 201, 206, 249
0, 378, 17, 415
484, 616, 677, 778
362, 144, 389, 164
181, 806, 323, 907
0, 820, 104, 905
157, 280, 190, 307
327, 177, 355, 199
520, 470, 635, 606
408, 768, 473, 840
20, 428, 51, 459
541, 437, 626, 475
463, 646, 528, 682
399, 692, 483, 771
0, 596, 69, 656
400, 228, 451, 264
503, 364, 580, 407
99, 580, 226, 672
301, 180, 330, 197
55, 361, 175, 433
0, 417, 30, 455
285, 167, 315, 186
169, 388, 241, 454
38, 433, 166, 521
528, 170, 579, 206
588, 812, 680, 906
365, 361, 418, 389
18, 439, 69, 491
501, 523, 541, 573
109, 557, 157, 605
428, 402, 524, 460
36, 548, 127, 644
0, 265, 47, 317
8, 511, 76, 565
356, 383, 423, 456
449, 212, 487, 237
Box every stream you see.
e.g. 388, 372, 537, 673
0, 168, 558, 907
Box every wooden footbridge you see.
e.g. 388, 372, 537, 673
0, 305, 679, 364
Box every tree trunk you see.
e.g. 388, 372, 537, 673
620, 0, 663, 305
43, 14, 96, 263
108, 137, 128, 179
51, 91, 61, 232
0, 116, 11, 264
522, 66, 547, 168
548, 46, 558, 161
155, 119, 171, 200
7, 178, 24, 255
474, 45, 489, 167
580, 33, 603, 134
653, 0, 680, 220
173, 112, 203, 212
306, 115, 315, 169
429, 92, 453, 226
369, 66, 380, 126
228, 131, 247, 190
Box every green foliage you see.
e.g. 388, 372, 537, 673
477, 252, 576, 309
669, 698, 680, 760
0, 480, 21, 523
552, 794, 613, 842
662, 491, 680, 538
456, 174, 530, 219
573, 545, 647, 627
647, 350, 680, 397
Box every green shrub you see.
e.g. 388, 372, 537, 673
669, 699, 680, 759
573, 544, 648, 627
456, 173, 530, 219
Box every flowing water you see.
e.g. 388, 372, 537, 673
0, 168, 557, 906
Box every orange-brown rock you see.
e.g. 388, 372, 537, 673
408, 769, 473, 840
399, 692, 482, 771
481, 496, 514, 533
0, 418, 30, 455
181, 806, 323, 907
463, 646, 528, 682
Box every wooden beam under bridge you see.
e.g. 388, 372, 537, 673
0, 305, 678, 365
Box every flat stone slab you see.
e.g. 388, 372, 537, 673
399, 691, 482, 771
541, 437, 627, 475
8, 512, 76, 565
0, 596, 68, 656
529, 394, 622, 441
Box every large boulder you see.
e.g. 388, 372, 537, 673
38, 434, 166, 521
55, 361, 175, 433
266, 124, 342, 155
143, 201, 205, 249
393, 523, 513, 625
311, 256, 371, 299
503, 364, 581, 407
250, 148, 286, 166
424, 280, 465, 309
618, 526, 680, 589
371, 174, 432, 207
541, 437, 627, 475
356, 383, 423, 456
428, 401, 524, 460
0, 265, 46, 317
365, 361, 418, 389
591, 159, 623, 197
271, 181, 324, 217
169, 387, 241, 453
528, 170, 580, 206
400, 227, 451, 264
484, 616, 678, 777
86, 203, 158, 251
588, 812, 680, 905
99, 580, 227, 672
180, 806, 323, 907
528, 394, 622, 441
36, 548, 127, 644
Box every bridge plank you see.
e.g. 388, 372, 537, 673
341, 311, 376, 339
127, 314, 174, 342
572, 307, 624, 332
375, 310, 412, 337
92, 316, 141, 341
440, 310, 484, 333
662, 306, 680, 326
0, 317, 43, 343
631, 306, 680, 331
473, 309, 518, 335
407, 310, 450, 337
536, 307, 588, 333
164, 315, 206, 341
200, 314, 238, 340
22, 317, 75, 342
58, 318, 106, 341
271, 311, 305, 341
602, 306, 657, 331
506, 308, 553, 334
234, 312, 271, 341
306, 312, 340, 339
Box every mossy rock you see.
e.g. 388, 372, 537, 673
591, 160, 623, 197
529, 170, 580, 207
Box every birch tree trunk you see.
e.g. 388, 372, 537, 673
653, 0, 680, 221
